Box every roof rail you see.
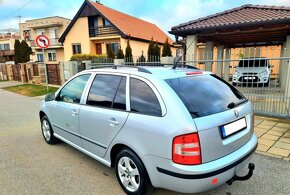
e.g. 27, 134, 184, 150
87, 65, 152, 74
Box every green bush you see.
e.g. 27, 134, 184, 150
117, 47, 125, 59
70, 54, 107, 61
162, 38, 172, 57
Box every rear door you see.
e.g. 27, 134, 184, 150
166, 74, 254, 163
79, 73, 129, 157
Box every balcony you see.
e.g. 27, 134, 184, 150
89, 26, 119, 37
30, 38, 62, 48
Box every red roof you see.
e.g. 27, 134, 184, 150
171, 4, 290, 32
89, 1, 173, 44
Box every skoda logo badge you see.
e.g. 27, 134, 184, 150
234, 110, 239, 117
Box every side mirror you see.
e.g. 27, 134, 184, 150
45, 93, 55, 102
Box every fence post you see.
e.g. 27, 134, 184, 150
217, 45, 224, 77
224, 48, 231, 82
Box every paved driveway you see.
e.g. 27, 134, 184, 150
0, 89, 289, 195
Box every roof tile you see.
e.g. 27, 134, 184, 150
171, 4, 290, 32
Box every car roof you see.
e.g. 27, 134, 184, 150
81, 65, 211, 80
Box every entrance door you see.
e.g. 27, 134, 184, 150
96, 43, 102, 55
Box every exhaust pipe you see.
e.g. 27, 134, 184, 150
227, 163, 255, 185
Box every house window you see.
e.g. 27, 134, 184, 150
72, 44, 82, 54
3, 44, 10, 50
33, 64, 39, 76
0, 44, 9, 51
48, 51, 56, 61
103, 18, 111, 26
106, 43, 119, 56
37, 54, 43, 62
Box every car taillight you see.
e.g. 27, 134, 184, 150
172, 133, 201, 165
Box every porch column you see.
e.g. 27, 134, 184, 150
279, 41, 287, 90
224, 48, 231, 82
186, 35, 197, 65
216, 45, 224, 77
205, 41, 214, 71
284, 36, 290, 104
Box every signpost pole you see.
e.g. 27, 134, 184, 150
42, 48, 49, 91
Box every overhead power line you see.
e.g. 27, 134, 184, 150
0, 0, 33, 21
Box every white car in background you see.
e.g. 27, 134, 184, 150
232, 58, 271, 86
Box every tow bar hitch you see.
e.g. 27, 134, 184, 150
226, 163, 255, 185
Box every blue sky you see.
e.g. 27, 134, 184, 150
1, 0, 290, 36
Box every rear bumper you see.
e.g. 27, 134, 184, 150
142, 134, 258, 193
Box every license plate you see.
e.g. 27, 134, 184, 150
220, 118, 247, 139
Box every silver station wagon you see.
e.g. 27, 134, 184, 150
39, 65, 258, 194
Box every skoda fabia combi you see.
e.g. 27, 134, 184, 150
39, 66, 258, 194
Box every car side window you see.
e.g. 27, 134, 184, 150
87, 74, 124, 109
130, 78, 162, 116
57, 74, 91, 104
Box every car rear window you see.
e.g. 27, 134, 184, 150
166, 74, 246, 118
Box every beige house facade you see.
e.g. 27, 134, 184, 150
0, 33, 20, 63
60, 0, 175, 61
19, 16, 71, 85
19, 16, 71, 64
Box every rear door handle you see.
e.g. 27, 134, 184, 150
109, 118, 119, 125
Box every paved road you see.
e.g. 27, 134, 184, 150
0, 87, 289, 195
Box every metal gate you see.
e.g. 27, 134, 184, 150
46, 64, 61, 85
12, 65, 21, 82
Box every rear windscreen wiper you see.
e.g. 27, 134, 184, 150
227, 99, 248, 109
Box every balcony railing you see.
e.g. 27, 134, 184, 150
30, 38, 62, 47
89, 26, 119, 37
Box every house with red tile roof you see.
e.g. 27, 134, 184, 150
59, 0, 175, 61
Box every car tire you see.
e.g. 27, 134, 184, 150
264, 79, 270, 87
115, 148, 153, 195
41, 116, 58, 145
233, 82, 237, 86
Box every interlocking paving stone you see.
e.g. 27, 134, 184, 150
275, 123, 290, 128
283, 157, 290, 161
279, 137, 290, 144
268, 147, 290, 157
261, 134, 280, 141
261, 121, 277, 126
255, 131, 264, 138
271, 127, 289, 132
254, 127, 269, 133
266, 130, 285, 137
284, 132, 290, 138
257, 144, 271, 152
274, 142, 290, 150
256, 124, 274, 130
258, 138, 276, 146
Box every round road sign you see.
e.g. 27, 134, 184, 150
35, 35, 50, 49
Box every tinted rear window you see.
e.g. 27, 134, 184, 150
166, 75, 246, 118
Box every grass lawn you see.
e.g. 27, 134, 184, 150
2, 84, 59, 97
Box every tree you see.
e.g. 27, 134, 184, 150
162, 38, 172, 57
20, 40, 32, 63
106, 48, 115, 62
125, 39, 133, 63
154, 42, 160, 61
147, 37, 155, 62
14, 40, 21, 64
14, 40, 32, 64
136, 51, 146, 65
116, 47, 124, 59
